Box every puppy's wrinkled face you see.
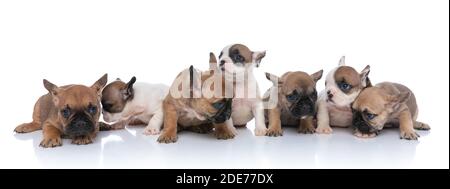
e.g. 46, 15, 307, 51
101, 77, 136, 123
280, 71, 322, 118
325, 57, 370, 107
351, 87, 411, 134
218, 44, 266, 75
44, 74, 107, 137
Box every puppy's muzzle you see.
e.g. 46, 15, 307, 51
290, 97, 315, 118
66, 113, 95, 137
352, 111, 378, 134
208, 99, 232, 124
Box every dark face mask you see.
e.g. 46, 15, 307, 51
65, 112, 95, 137
352, 111, 377, 134
208, 99, 233, 124
289, 90, 317, 118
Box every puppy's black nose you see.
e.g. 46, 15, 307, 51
327, 91, 333, 99
220, 60, 225, 66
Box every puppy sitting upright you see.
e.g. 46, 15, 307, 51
264, 70, 323, 136
351, 82, 430, 139
14, 74, 108, 148
316, 56, 371, 133
158, 65, 235, 143
212, 44, 268, 136
100, 77, 169, 135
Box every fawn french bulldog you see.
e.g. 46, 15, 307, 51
351, 82, 430, 139
264, 70, 323, 136
15, 74, 108, 148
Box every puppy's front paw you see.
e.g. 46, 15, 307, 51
353, 130, 377, 138
157, 133, 178, 143
266, 127, 283, 137
40, 136, 62, 148
400, 130, 420, 140
254, 127, 267, 136
214, 126, 236, 140
72, 135, 94, 145
14, 123, 40, 133
316, 126, 333, 134
298, 126, 315, 134
143, 127, 160, 135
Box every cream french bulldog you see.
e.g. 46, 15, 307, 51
211, 44, 268, 136
100, 77, 169, 135
157, 65, 235, 143
351, 82, 430, 139
316, 56, 371, 133
264, 70, 323, 136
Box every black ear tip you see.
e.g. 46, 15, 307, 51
131, 76, 137, 81
189, 65, 194, 70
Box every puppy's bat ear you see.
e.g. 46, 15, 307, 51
122, 76, 136, 99
360, 65, 371, 87
209, 52, 217, 70
265, 72, 282, 85
43, 79, 59, 96
91, 74, 108, 94
338, 56, 346, 66
311, 69, 323, 83
387, 91, 411, 105
253, 50, 266, 67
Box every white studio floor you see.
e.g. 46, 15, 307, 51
1, 119, 447, 169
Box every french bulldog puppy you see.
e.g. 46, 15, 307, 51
157, 65, 235, 143
211, 44, 268, 136
351, 82, 430, 139
264, 70, 323, 136
316, 56, 371, 134
14, 74, 108, 148
100, 77, 169, 135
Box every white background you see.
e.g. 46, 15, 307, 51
0, 0, 448, 169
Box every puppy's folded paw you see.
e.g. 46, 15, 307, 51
316, 126, 333, 134
40, 137, 62, 148
266, 128, 283, 137
143, 127, 160, 135
414, 121, 431, 130
353, 130, 377, 138
14, 123, 40, 133
99, 122, 113, 131
72, 135, 94, 145
400, 130, 420, 140
157, 133, 178, 143
254, 127, 267, 136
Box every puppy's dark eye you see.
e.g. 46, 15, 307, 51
61, 107, 71, 118
365, 113, 376, 120
286, 91, 299, 102
338, 82, 352, 91
103, 103, 112, 111
88, 105, 97, 114
212, 102, 225, 110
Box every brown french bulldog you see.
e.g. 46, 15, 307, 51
264, 70, 323, 136
157, 65, 234, 143
14, 74, 108, 148
351, 82, 430, 139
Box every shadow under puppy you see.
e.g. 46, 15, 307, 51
100, 77, 169, 135
14, 74, 108, 148
158, 65, 235, 143
264, 70, 323, 136
351, 82, 430, 139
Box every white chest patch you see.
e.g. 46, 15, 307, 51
231, 98, 255, 125
183, 108, 207, 121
